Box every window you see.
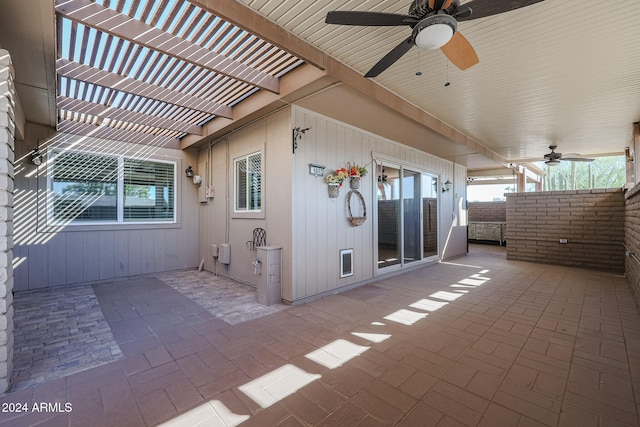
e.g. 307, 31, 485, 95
235, 152, 262, 212
123, 159, 175, 222
50, 151, 175, 224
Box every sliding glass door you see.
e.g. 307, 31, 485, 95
377, 162, 439, 271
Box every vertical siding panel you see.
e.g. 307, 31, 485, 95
82, 231, 100, 283
325, 121, 339, 293
66, 232, 84, 285
290, 110, 303, 301
154, 230, 166, 272
47, 233, 67, 286
99, 231, 115, 280
301, 113, 319, 298
114, 230, 129, 278
140, 230, 155, 274
13, 244, 27, 291
165, 228, 180, 271
128, 229, 142, 276
28, 243, 47, 289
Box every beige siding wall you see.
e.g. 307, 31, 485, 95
13, 124, 200, 291
196, 109, 293, 291
506, 189, 625, 272
291, 107, 467, 301
196, 106, 468, 303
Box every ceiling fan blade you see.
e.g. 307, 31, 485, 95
365, 37, 414, 78
440, 32, 479, 70
456, 0, 545, 22
326, 11, 417, 26
563, 154, 594, 162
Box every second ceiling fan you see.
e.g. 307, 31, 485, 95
326, 0, 545, 77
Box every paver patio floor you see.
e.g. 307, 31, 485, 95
2, 244, 640, 426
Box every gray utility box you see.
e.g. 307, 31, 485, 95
256, 245, 282, 306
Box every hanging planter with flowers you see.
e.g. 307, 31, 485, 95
347, 163, 368, 189
324, 168, 349, 198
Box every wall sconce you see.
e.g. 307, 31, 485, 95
442, 179, 452, 193
292, 126, 310, 154
185, 165, 202, 184
31, 148, 43, 166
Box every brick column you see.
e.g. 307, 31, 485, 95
0, 49, 15, 393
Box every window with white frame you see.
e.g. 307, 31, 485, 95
235, 152, 262, 212
49, 151, 175, 224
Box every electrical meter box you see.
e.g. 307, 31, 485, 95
219, 243, 231, 264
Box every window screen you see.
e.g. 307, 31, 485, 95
50, 151, 175, 224
235, 152, 262, 211
124, 159, 175, 221
51, 152, 118, 222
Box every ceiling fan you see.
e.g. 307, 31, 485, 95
544, 145, 595, 166
325, 0, 545, 77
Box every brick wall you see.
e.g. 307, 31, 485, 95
625, 184, 640, 307
506, 189, 625, 273
0, 50, 15, 393
468, 201, 506, 222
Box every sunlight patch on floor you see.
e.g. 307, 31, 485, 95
384, 309, 428, 325
429, 290, 465, 301
159, 400, 249, 427
239, 364, 321, 409
409, 299, 448, 312
458, 277, 489, 286
351, 331, 392, 343
305, 339, 370, 369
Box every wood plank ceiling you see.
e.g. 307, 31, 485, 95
54, 0, 303, 147
236, 0, 640, 165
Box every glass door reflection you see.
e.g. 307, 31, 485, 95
377, 164, 401, 268
403, 169, 421, 264
422, 174, 438, 258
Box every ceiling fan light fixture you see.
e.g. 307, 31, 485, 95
413, 14, 457, 50
545, 159, 560, 166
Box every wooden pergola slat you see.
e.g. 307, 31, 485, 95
57, 96, 202, 135
55, 0, 280, 94
57, 58, 233, 119
58, 119, 181, 148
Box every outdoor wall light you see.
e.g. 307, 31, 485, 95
185, 165, 194, 177
442, 179, 452, 193
31, 148, 43, 166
